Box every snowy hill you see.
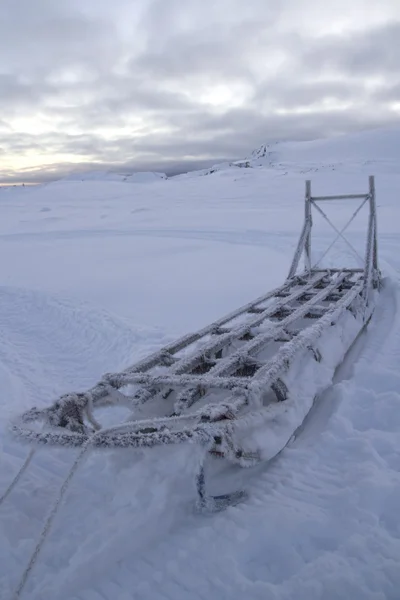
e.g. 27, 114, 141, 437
1, 127, 400, 599
181, 126, 400, 177
61, 170, 168, 183
243, 126, 400, 170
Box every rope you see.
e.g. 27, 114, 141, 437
0, 447, 37, 506
10, 413, 212, 597
13, 440, 91, 599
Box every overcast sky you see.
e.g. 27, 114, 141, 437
1, 0, 400, 183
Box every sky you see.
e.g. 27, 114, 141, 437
1, 0, 400, 184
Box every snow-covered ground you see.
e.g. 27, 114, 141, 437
1, 127, 400, 599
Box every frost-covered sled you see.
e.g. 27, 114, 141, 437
11, 177, 380, 515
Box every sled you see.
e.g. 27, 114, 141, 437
11, 176, 380, 512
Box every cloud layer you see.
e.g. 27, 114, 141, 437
1, 0, 400, 182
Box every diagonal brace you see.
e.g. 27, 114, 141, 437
312, 198, 368, 267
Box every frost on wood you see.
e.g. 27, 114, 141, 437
12, 269, 376, 458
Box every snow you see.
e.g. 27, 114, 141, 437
61, 170, 168, 183
1, 127, 400, 599
240, 126, 400, 173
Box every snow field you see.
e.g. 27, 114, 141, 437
1, 127, 400, 599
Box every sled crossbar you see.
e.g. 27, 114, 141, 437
311, 193, 369, 201
312, 268, 363, 273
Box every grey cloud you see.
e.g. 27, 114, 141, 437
0, 0, 119, 77
372, 82, 400, 103
253, 79, 365, 110
133, 22, 271, 84
132, 107, 399, 159
0, 74, 57, 112
1, 0, 400, 183
302, 21, 400, 76
132, 0, 284, 87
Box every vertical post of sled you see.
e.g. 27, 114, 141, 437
287, 180, 313, 280
304, 180, 312, 275
369, 176, 379, 285
196, 464, 208, 510
195, 462, 248, 513
363, 176, 379, 301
